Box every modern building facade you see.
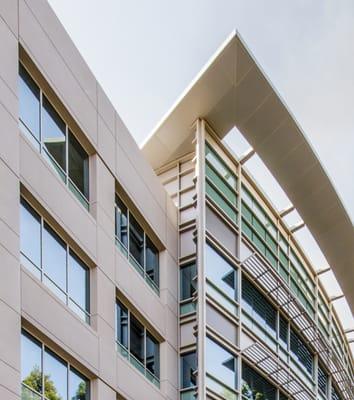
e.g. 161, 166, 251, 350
0, 2, 352, 400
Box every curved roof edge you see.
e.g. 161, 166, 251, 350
142, 31, 354, 312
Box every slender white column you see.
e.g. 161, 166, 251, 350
195, 119, 207, 400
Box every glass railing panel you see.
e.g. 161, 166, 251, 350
20, 252, 41, 280
206, 280, 238, 315
115, 237, 128, 257
68, 179, 89, 211
129, 254, 145, 277
180, 388, 196, 400
180, 301, 196, 315
21, 384, 41, 400
206, 373, 237, 400
206, 181, 237, 223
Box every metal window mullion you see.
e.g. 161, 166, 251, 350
39, 89, 43, 154
127, 210, 130, 257
41, 342, 45, 399
66, 244, 69, 307
143, 231, 146, 280
40, 216, 44, 282
127, 309, 131, 354
65, 125, 69, 184
144, 327, 147, 375
67, 361, 70, 400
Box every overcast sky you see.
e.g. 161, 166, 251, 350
47, 0, 353, 340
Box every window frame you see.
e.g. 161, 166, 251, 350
115, 299, 160, 387
21, 330, 90, 400
19, 63, 90, 210
115, 194, 160, 295
20, 197, 91, 324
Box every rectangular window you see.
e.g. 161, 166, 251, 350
180, 263, 197, 315
317, 363, 328, 396
242, 277, 277, 338
20, 198, 90, 323
115, 300, 160, 387
19, 64, 40, 148
205, 142, 238, 224
19, 64, 90, 210
206, 336, 237, 399
206, 244, 238, 315
290, 328, 313, 376
180, 352, 197, 389
21, 330, 90, 400
242, 362, 276, 400
115, 195, 160, 294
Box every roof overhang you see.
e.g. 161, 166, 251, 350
142, 31, 354, 312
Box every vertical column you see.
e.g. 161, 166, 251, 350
0, 2, 21, 399
91, 155, 117, 397
195, 119, 206, 400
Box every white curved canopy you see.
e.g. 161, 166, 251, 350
142, 31, 354, 312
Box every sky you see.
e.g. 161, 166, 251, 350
47, 0, 354, 335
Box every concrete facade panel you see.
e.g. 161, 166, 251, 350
19, 0, 98, 145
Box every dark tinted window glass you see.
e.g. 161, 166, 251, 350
180, 263, 196, 300
146, 332, 159, 378
130, 316, 145, 364
242, 277, 276, 335
279, 315, 288, 347
20, 199, 41, 272
44, 349, 68, 400
68, 131, 89, 199
115, 196, 128, 248
21, 331, 42, 395
318, 363, 328, 395
68, 251, 89, 313
129, 215, 144, 267
145, 237, 159, 285
242, 362, 276, 400
116, 301, 128, 348
181, 352, 196, 388
290, 328, 313, 375
42, 223, 67, 297
69, 368, 89, 400
19, 65, 40, 142
206, 244, 237, 300
42, 96, 66, 172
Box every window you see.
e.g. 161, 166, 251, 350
115, 195, 128, 253
115, 195, 160, 294
180, 263, 196, 315
290, 328, 313, 376
116, 300, 160, 387
332, 386, 342, 400
242, 362, 276, 400
205, 244, 238, 315
20, 198, 90, 323
19, 64, 40, 147
21, 330, 90, 400
19, 64, 90, 209
241, 277, 277, 349
180, 352, 197, 389
205, 143, 238, 224
116, 301, 128, 349
317, 363, 328, 396
206, 337, 237, 399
